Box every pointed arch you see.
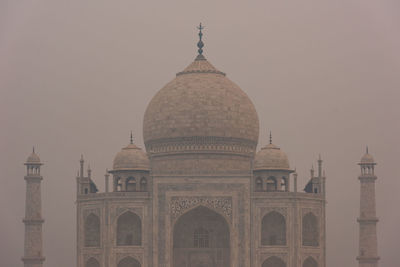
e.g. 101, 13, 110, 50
262, 256, 286, 267
86, 257, 100, 267
261, 211, 286, 246
302, 212, 319, 246
255, 177, 263, 191
303, 256, 318, 267
116, 211, 141, 246
117, 256, 141, 267
126, 177, 136, 191
84, 213, 100, 247
266, 176, 277, 191
173, 206, 230, 267
140, 177, 147, 191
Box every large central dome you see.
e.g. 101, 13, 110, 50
143, 55, 259, 156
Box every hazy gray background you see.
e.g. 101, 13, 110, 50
1, 1, 399, 266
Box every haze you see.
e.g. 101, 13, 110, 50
1, 1, 399, 266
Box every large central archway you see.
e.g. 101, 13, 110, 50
173, 206, 230, 267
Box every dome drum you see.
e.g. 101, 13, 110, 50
145, 136, 257, 158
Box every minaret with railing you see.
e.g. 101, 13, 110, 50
357, 147, 379, 267
22, 148, 45, 267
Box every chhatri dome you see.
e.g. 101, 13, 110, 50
112, 134, 149, 171
254, 133, 290, 170
143, 24, 259, 157
360, 147, 375, 164
26, 147, 41, 163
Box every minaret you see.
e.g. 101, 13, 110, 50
22, 148, 45, 267
357, 147, 379, 267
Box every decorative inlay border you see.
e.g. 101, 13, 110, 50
145, 136, 256, 156
260, 207, 288, 218
170, 196, 232, 223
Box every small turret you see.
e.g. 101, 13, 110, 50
76, 155, 97, 195
304, 156, 326, 195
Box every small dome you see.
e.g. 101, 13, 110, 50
360, 153, 374, 164
254, 143, 290, 170
26, 151, 41, 163
112, 143, 149, 171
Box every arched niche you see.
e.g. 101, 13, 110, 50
116, 211, 142, 246
173, 206, 230, 267
303, 256, 318, 267
255, 177, 263, 191
262, 256, 286, 267
261, 211, 286, 246
302, 212, 319, 246
86, 257, 100, 267
84, 213, 100, 247
117, 256, 141, 267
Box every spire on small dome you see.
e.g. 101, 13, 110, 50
130, 131, 134, 144
269, 131, 272, 145
366, 146, 369, 154
196, 23, 206, 60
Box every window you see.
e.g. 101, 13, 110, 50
193, 227, 209, 248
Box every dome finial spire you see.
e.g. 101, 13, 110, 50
366, 145, 369, 154
269, 131, 272, 144
196, 23, 205, 60
130, 131, 134, 144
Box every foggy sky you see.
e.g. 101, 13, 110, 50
1, 1, 399, 266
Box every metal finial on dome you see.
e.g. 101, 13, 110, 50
269, 131, 272, 144
32, 146, 35, 153
196, 23, 205, 60
366, 146, 369, 154
130, 131, 134, 144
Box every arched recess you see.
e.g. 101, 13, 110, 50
266, 176, 277, 191
115, 176, 123, 191
126, 177, 136, 191
302, 212, 319, 246
117, 211, 141, 246
117, 256, 141, 267
303, 256, 318, 267
86, 257, 100, 267
262, 256, 286, 267
173, 206, 230, 267
140, 177, 147, 191
261, 211, 286, 246
84, 213, 100, 247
